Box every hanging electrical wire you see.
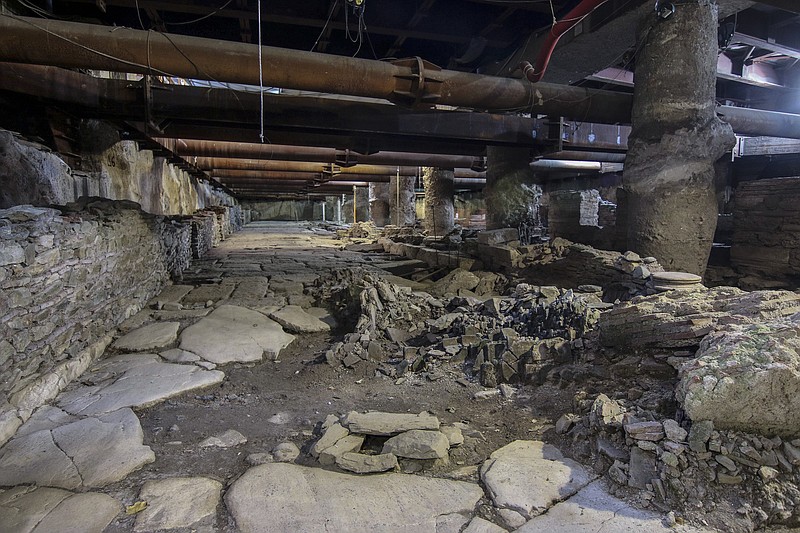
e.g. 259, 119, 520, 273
164, 0, 234, 26
311, 0, 340, 52
257, 0, 265, 143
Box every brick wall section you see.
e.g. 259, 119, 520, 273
0, 198, 240, 432
731, 177, 800, 289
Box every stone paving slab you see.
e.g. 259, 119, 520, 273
112, 322, 180, 352
269, 305, 331, 333
0, 486, 119, 533
225, 463, 483, 533
182, 283, 236, 303
0, 408, 154, 489
57, 354, 224, 416
480, 440, 593, 524
150, 284, 194, 304
516, 480, 712, 532
180, 305, 295, 364
134, 477, 222, 532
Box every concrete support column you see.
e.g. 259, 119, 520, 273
422, 167, 455, 236
623, 0, 735, 274
485, 146, 541, 229
369, 182, 390, 226
389, 174, 416, 226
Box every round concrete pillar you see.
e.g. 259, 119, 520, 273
485, 146, 541, 229
422, 167, 455, 236
389, 174, 416, 226
369, 182, 390, 226
622, 0, 735, 274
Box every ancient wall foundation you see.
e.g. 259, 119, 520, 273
731, 177, 800, 290
0, 128, 234, 214
0, 198, 241, 444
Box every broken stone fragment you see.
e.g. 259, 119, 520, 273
555, 413, 578, 434
335, 452, 398, 473
662, 419, 688, 442
113, 322, 180, 352
440, 425, 464, 447
272, 442, 300, 463
624, 421, 665, 442
342, 411, 440, 436
382, 429, 450, 460
688, 420, 714, 453
318, 434, 365, 466
198, 429, 247, 448
310, 422, 349, 457
268, 305, 330, 333
589, 394, 624, 427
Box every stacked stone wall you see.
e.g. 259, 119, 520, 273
731, 177, 800, 289
0, 198, 239, 442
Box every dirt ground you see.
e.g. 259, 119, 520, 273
94, 222, 798, 533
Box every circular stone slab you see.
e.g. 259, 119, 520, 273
651, 272, 702, 283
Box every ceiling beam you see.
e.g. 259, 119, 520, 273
62, 0, 513, 48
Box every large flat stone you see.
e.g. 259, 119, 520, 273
516, 480, 709, 532
382, 430, 450, 459
113, 322, 180, 352
134, 477, 222, 532
0, 408, 154, 489
677, 313, 800, 438
225, 463, 482, 532
0, 430, 82, 489
151, 284, 194, 304
180, 305, 295, 364
32, 490, 120, 533
182, 283, 235, 303
480, 440, 593, 521
57, 354, 224, 416
0, 486, 71, 533
52, 408, 155, 488
269, 305, 331, 333
343, 411, 440, 436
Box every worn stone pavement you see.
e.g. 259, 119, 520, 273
0, 222, 715, 532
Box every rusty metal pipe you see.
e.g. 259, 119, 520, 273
717, 106, 800, 140
198, 159, 484, 178
0, 14, 632, 122
164, 140, 483, 168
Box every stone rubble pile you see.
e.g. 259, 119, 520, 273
310, 411, 465, 474
560, 391, 800, 530
379, 229, 665, 300
320, 267, 603, 386
338, 221, 381, 240
599, 286, 800, 348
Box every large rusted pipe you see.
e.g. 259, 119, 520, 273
0, 14, 632, 122
197, 159, 484, 178
716, 106, 800, 139
165, 140, 483, 168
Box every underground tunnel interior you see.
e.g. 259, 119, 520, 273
1, 0, 800, 531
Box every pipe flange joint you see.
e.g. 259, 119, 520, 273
390, 56, 443, 107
